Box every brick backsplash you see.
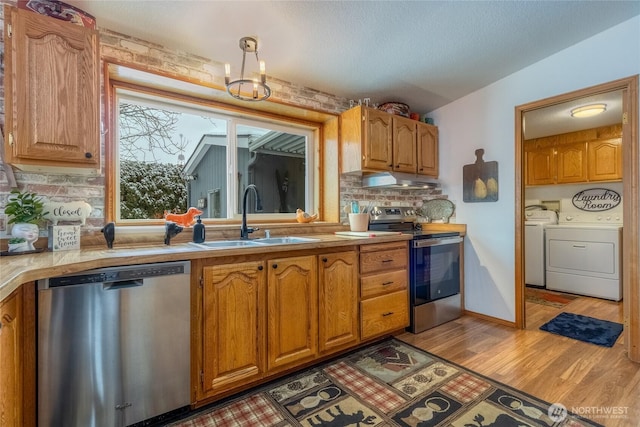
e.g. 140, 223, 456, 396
339, 174, 446, 224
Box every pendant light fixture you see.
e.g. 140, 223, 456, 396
570, 103, 607, 118
225, 36, 271, 101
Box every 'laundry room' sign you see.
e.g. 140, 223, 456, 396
572, 188, 621, 211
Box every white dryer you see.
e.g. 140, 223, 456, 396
545, 212, 622, 301
524, 210, 558, 287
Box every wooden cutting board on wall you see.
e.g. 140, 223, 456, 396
463, 149, 499, 202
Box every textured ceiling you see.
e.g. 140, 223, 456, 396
65, 0, 639, 117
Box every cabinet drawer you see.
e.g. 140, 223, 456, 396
361, 270, 407, 299
360, 248, 407, 274
361, 290, 409, 339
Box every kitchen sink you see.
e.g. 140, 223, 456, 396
189, 236, 319, 250
189, 240, 265, 249
255, 236, 320, 245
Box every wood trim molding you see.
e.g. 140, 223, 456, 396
514, 75, 639, 363
102, 60, 341, 226
463, 310, 517, 328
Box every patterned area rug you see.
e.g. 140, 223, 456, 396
525, 288, 580, 308
540, 312, 624, 347
172, 339, 601, 426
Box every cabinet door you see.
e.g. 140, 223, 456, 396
363, 108, 393, 170
417, 123, 438, 176
588, 139, 622, 182
5, 7, 99, 167
267, 256, 318, 370
525, 147, 556, 185
392, 116, 417, 173
0, 284, 35, 427
557, 143, 587, 183
0, 289, 23, 427
201, 261, 266, 397
318, 251, 359, 353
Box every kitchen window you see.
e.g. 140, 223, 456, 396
112, 87, 316, 224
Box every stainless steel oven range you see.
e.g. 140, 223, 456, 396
368, 206, 463, 333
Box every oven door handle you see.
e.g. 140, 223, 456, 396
413, 236, 463, 248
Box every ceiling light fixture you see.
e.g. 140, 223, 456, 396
225, 36, 271, 102
570, 103, 607, 118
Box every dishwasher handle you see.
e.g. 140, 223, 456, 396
103, 279, 144, 290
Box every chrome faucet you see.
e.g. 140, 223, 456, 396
240, 184, 262, 240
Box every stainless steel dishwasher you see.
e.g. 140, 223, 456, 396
37, 261, 191, 427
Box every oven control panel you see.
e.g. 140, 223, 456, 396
369, 206, 417, 222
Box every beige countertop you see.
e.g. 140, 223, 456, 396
0, 233, 413, 301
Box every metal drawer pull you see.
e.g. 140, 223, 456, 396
382, 312, 394, 317
572, 244, 587, 248
381, 259, 393, 263
382, 281, 394, 286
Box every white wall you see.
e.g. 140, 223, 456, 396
431, 16, 640, 322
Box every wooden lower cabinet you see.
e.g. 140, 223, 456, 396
267, 255, 318, 370
318, 251, 359, 353
0, 283, 36, 427
200, 261, 266, 397
197, 249, 361, 403
361, 291, 410, 339
359, 242, 410, 340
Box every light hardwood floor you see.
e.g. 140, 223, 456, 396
397, 293, 640, 427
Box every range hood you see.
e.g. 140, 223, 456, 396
361, 172, 440, 190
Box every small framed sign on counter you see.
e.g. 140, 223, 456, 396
48, 225, 81, 251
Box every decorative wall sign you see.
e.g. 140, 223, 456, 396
43, 201, 92, 225
463, 149, 498, 202
48, 225, 81, 251
572, 188, 621, 211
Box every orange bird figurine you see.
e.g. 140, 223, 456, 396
164, 207, 203, 227
296, 208, 318, 223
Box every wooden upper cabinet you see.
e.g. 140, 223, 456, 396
525, 147, 556, 186
200, 262, 266, 399
267, 255, 318, 371
556, 142, 587, 183
318, 251, 359, 353
588, 138, 622, 182
524, 125, 622, 186
417, 123, 438, 177
4, 6, 100, 169
363, 108, 393, 170
340, 105, 438, 176
392, 115, 417, 173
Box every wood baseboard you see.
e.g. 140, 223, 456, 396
463, 309, 516, 328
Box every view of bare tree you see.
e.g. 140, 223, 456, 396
119, 103, 183, 162
118, 103, 190, 218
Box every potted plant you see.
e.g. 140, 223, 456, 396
5, 189, 48, 251
7, 237, 28, 253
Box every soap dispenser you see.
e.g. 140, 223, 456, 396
193, 216, 205, 243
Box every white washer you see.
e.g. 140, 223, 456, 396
545, 211, 622, 301
524, 210, 558, 287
